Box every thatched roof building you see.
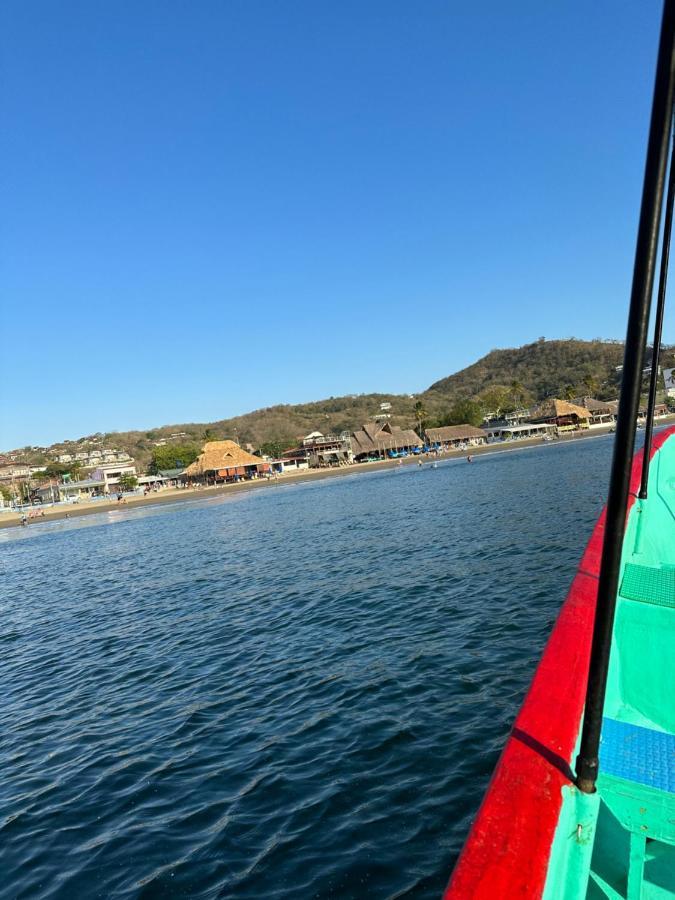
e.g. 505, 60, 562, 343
351, 422, 422, 459
185, 441, 267, 478
530, 399, 591, 427
571, 397, 619, 425
578, 397, 619, 415
424, 425, 486, 446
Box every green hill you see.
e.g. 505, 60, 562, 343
427, 338, 628, 402
14, 338, 674, 472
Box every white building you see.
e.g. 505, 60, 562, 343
90, 462, 137, 491
484, 423, 556, 441
0, 464, 31, 481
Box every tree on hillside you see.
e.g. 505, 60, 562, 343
39, 462, 82, 480
148, 443, 201, 474
117, 473, 138, 492
582, 374, 601, 397
441, 399, 484, 428
413, 400, 428, 437
427, 339, 628, 402
510, 379, 532, 408
203, 428, 218, 441
478, 385, 512, 418
563, 385, 577, 401
258, 440, 291, 459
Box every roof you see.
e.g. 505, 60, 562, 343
157, 468, 186, 478
57, 479, 105, 490
531, 398, 591, 420
184, 441, 264, 475
91, 461, 136, 471
351, 421, 422, 456
486, 423, 554, 433
424, 425, 486, 443
576, 397, 619, 414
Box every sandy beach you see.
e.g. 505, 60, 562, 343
1, 422, 644, 531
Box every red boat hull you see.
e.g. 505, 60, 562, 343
444, 426, 675, 899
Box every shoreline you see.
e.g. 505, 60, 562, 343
1, 420, 666, 531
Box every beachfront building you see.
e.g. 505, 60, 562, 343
137, 474, 164, 490
483, 423, 556, 442
572, 397, 619, 426
90, 462, 137, 491
33, 479, 107, 503
33, 482, 61, 504
136, 468, 187, 490
184, 440, 270, 483
424, 425, 487, 450
350, 422, 423, 461
637, 400, 668, 419
504, 408, 533, 426
157, 467, 187, 486
279, 445, 311, 467
300, 431, 353, 467
268, 457, 310, 474
529, 398, 591, 433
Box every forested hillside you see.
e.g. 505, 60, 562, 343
428, 339, 627, 401
12, 339, 674, 471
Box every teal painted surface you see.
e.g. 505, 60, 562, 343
544, 435, 675, 898
620, 563, 675, 608
607, 448, 675, 733
542, 785, 599, 900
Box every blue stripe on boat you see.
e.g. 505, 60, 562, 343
600, 718, 675, 793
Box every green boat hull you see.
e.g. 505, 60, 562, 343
544, 434, 675, 899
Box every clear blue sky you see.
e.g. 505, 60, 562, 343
1, 0, 670, 448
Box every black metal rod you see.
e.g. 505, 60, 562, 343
639, 120, 675, 499
575, 0, 675, 795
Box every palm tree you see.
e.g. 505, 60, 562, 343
563, 384, 577, 401
414, 400, 427, 437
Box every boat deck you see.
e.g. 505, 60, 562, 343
600, 718, 675, 794
588, 442, 675, 898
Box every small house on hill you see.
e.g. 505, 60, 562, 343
424, 425, 486, 449
530, 399, 591, 432
350, 422, 422, 460
185, 441, 270, 483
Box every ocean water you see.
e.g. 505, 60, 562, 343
2, 437, 615, 899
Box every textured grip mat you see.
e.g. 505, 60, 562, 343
620, 563, 675, 608
600, 717, 675, 793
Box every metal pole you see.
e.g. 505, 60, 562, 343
639, 118, 675, 499
576, 0, 675, 794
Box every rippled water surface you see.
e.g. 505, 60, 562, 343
2, 438, 616, 898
